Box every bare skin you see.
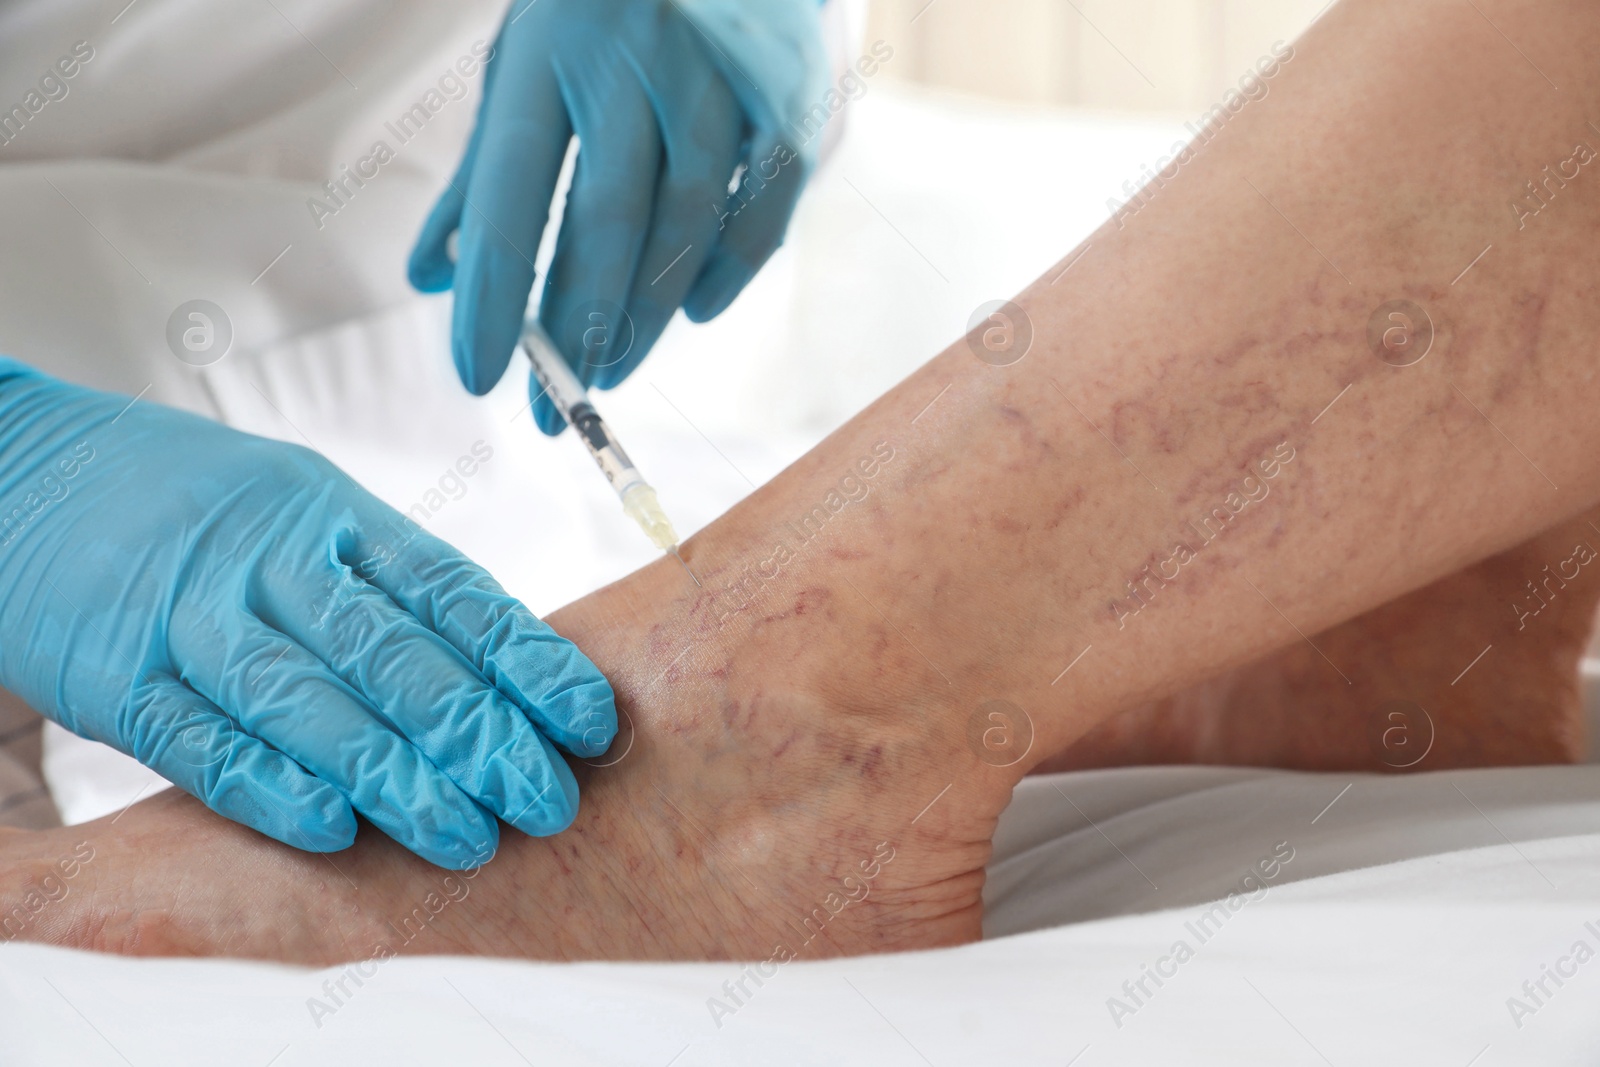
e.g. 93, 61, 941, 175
1048, 504, 1600, 772
6, 0, 1600, 964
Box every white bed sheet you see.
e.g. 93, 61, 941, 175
5, 764, 1600, 1066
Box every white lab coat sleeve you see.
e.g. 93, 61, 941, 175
0, 0, 504, 408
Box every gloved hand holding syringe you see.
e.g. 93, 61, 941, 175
520, 318, 700, 586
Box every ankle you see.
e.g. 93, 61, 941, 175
549, 532, 1028, 817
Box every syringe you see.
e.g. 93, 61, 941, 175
519, 318, 699, 585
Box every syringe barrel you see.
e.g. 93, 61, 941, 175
570, 407, 647, 499
523, 320, 588, 418
522, 319, 647, 502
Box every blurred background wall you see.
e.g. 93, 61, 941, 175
864, 0, 1328, 112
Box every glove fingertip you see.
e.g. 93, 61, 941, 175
452, 241, 535, 396
398, 792, 500, 871
215, 778, 356, 854
534, 786, 580, 837
441, 820, 501, 872
451, 302, 511, 398
531, 392, 568, 436
408, 244, 456, 294
293, 802, 360, 854
506, 754, 580, 838
684, 257, 757, 323
590, 350, 648, 392
307, 786, 360, 851
540, 676, 619, 759
409, 191, 465, 294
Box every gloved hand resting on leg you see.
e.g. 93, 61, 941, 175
0, 360, 616, 869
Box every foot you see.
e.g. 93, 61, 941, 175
0, 555, 1013, 964
1043, 508, 1600, 772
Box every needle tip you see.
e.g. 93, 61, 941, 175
669, 546, 701, 587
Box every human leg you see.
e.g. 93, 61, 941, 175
7, 0, 1600, 963
1046, 504, 1600, 772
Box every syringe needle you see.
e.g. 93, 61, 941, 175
521, 318, 692, 565
669, 545, 701, 587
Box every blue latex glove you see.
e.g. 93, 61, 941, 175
0, 361, 616, 869
408, 0, 827, 435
